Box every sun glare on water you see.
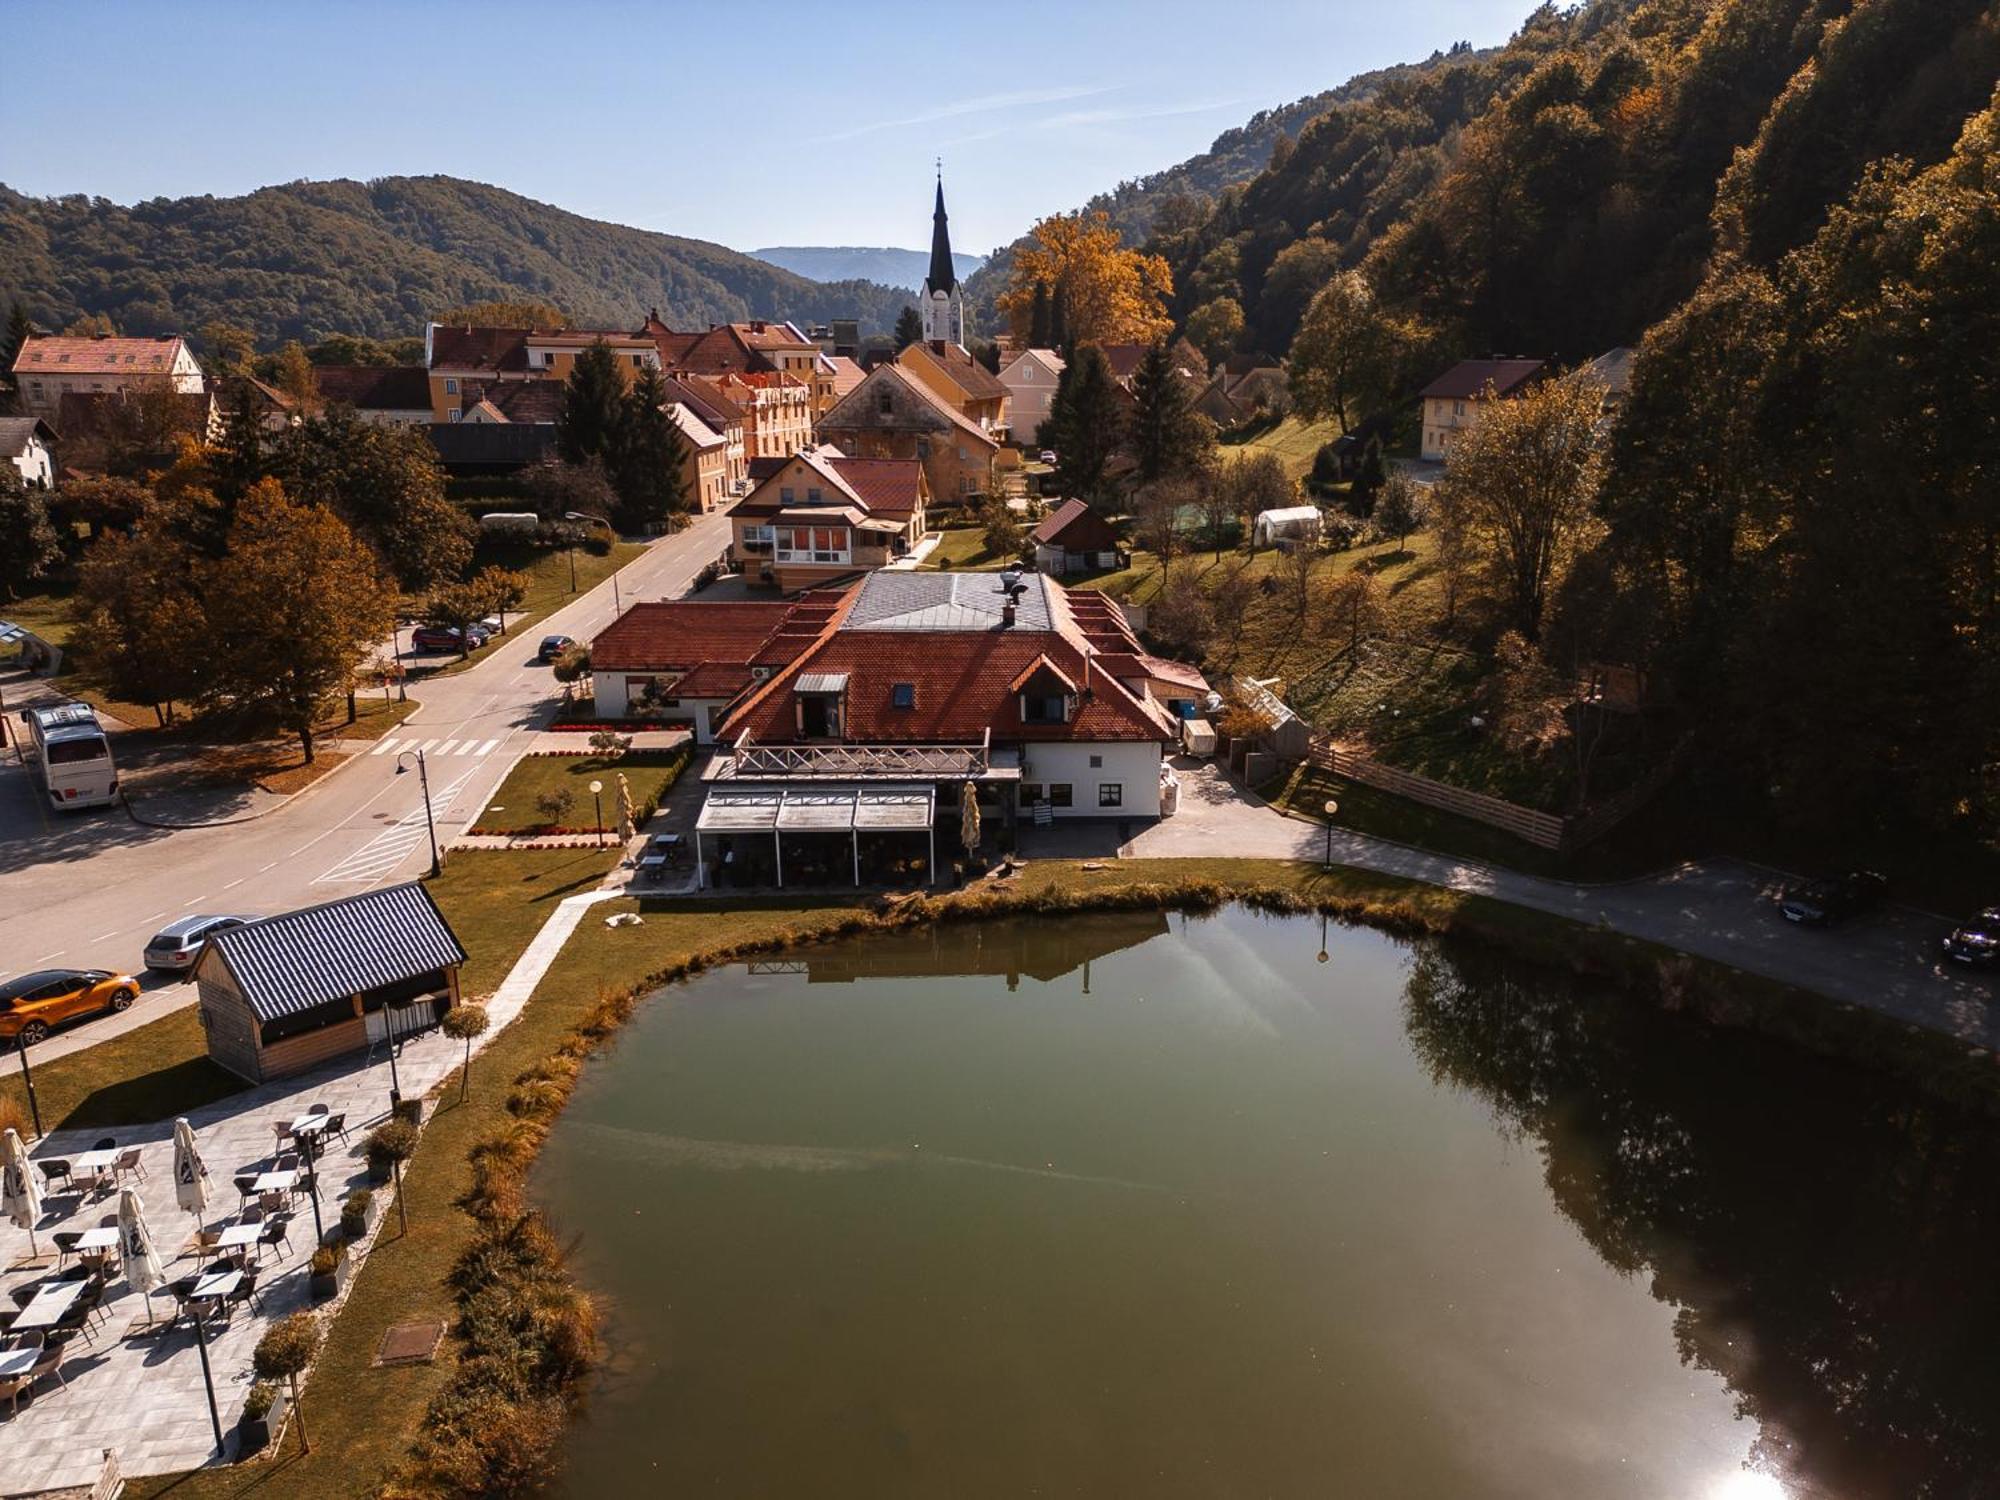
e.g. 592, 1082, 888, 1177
1712, 1473, 1788, 1500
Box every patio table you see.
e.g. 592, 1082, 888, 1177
0, 1347, 37, 1379
13, 1278, 86, 1330
190, 1269, 240, 1303
74, 1227, 120, 1252
69, 1148, 119, 1182
289, 1114, 330, 1138
252, 1169, 299, 1194
217, 1223, 263, 1251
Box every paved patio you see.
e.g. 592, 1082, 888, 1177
0, 1024, 470, 1492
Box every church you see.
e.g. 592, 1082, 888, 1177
918, 173, 966, 347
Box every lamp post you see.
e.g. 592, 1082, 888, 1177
566, 512, 620, 612
192, 1297, 224, 1453
566, 542, 577, 594
589, 780, 605, 847
395, 748, 442, 878
382, 997, 403, 1112
1322, 799, 1340, 871
301, 1130, 325, 1248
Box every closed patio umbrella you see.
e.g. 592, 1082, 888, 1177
617, 771, 636, 843
119, 1187, 167, 1323
172, 1117, 211, 1223
959, 781, 981, 862
2, 1128, 41, 1261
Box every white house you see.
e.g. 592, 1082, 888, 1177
10, 334, 205, 419
998, 348, 1065, 446
0, 417, 57, 488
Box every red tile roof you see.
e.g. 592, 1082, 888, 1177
313, 365, 432, 411
827, 457, 924, 516
1420, 358, 1548, 401
662, 374, 745, 426
429, 327, 529, 373
907, 340, 1009, 402
592, 601, 800, 674
12, 334, 193, 376
476, 381, 563, 423
1031, 498, 1120, 550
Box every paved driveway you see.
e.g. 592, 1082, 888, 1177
1131, 757, 2000, 1049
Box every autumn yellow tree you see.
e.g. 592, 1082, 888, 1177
1000, 211, 1173, 348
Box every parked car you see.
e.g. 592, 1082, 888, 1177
142, 914, 256, 973
0, 968, 141, 1047
1779, 870, 1887, 926
537, 634, 576, 664
1942, 906, 2000, 967
410, 624, 491, 654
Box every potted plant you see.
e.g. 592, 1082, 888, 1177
238, 1380, 287, 1455
252, 1313, 322, 1455
308, 1240, 347, 1301
366, 1118, 420, 1185
339, 1189, 373, 1241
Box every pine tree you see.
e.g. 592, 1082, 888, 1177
1029, 282, 1052, 347
557, 340, 628, 465
212, 378, 266, 506
1046, 345, 1122, 502
610, 366, 692, 534
894, 306, 924, 350
1049, 286, 1071, 359
1130, 341, 1205, 483
1, 302, 31, 411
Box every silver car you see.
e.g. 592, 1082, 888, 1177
142, 914, 255, 973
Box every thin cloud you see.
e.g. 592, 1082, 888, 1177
938, 96, 1250, 151
821, 84, 1120, 143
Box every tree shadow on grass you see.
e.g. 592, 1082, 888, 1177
55, 1059, 246, 1133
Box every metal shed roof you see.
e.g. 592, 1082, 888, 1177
795, 672, 850, 694
698, 782, 935, 835
203, 882, 466, 1023
853, 785, 935, 830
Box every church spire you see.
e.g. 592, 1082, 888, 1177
926, 171, 957, 296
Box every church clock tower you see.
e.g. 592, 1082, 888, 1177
920, 173, 965, 348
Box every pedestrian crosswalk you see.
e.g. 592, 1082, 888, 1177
314, 766, 480, 885
368, 736, 501, 758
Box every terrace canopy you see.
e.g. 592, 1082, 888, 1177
695, 782, 936, 889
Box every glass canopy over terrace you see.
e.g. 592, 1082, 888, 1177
694, 782, 937, 889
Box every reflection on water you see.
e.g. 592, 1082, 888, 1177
534, 909, 2000, 1499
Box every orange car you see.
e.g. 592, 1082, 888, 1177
0, 968, 141, 1047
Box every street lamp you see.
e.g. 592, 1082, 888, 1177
395, 747, 442, 878
566, 512, 621, 613
589, 779, 605, 848
1321, 798, 1340, 871
392, 623, 408, 702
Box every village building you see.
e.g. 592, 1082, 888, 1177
0, 417, 57, 489
643, 315, 836, 414
712, 370, 813, 459
726, 449, 930, 592
52, 389, 219, 474
8, 334, 205, 419
1192, 361, 1289, 431
604, 572, 1207, 889
898, 339, 1009, 439
814, 362, 999, 507
312, 365, 435, 426
423, 324, 659, 422
1418, 357, 1548, 462
194, 882, 466, 1084
664, 374, 749, 499
998, 347, 1064, 445
1031, 498, 1124, 576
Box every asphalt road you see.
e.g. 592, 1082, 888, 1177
0, 514, 731, 1062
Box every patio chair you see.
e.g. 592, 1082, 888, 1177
113, 1147, 146, 1183
8, 1285, 40, 1310
165, 1277, 198, 1330
238, 1204, 264, 1225
257, 1215, 291, 1261
270, 1120, 295, 1147
187, 1229, 222, 1260
274, 1151, 300, 1172
323, 1111, 349, 1142
0, 1309, 16, 1336
51, 1232, 83, 1269
307, 1102, 330, 1116
259, 1191, 288, 1217
28, 1341, 67, 1399
0, 1373, 24, 1416
46, 1305, 90, 1348
37, 1159, 72, 1194
226, 1266, 263, 1317
233, 1174, 258, 1206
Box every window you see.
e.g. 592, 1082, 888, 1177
448, 409, 461, 423
877, 391, 894, 416
1021, 693, 1068, 724
806, 486, 822, 504
780, 487, 795, 504
1088, 754, 1103, 768
891, 683, 915, 709
1048, 783, 1072, 807
1098, 783, 1123, 808
445, 378, 458, 394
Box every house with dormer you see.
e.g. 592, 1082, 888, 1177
726, 449, 929, 592
814, 363, 999, 507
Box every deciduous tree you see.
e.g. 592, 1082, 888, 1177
72, 498, 209, 725
0, 470, 63, 601
1374, 473, 1427, 554
1185, 298, 1245, 366
204, 480, 396, 761
271, 409, 472, 589
1288, 271, 1422, 435
1000, 211, 1173, 348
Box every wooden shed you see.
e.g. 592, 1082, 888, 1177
193, 882, 467, 1084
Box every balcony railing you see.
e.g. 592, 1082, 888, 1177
720, 730, 992, 781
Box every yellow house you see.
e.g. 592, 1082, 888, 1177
897, 340, 1011, 440
1418, 358, 1547, 462
727, 450, 930, 593
424, 324, 659, 422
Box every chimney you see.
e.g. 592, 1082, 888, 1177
1001, 602, 1016, 628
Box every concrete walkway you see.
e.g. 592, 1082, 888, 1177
1122, 757, 2000, 1050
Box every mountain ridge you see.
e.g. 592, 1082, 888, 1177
0, 174, 912, 348
751, 245, 984, 292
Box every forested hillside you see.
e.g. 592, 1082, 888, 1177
0, 175, 912, 345
961, 47, 1486, 332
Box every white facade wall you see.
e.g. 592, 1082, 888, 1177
597, 672, 733, 744
1016, 740, 1161, 819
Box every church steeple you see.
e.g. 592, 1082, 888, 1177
920, 169, 965, 347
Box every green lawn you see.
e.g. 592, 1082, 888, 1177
1266, 761, 1573, 878
923, 526, 1008, 571
1217, 414, 1346, 483
471, 749, 688, 835
403, 539, 647, 680
0, 1005, 244, 1135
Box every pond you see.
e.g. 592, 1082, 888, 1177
534, 906, 2000, 1498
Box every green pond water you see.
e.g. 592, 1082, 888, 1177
534, 907, 2000, 1499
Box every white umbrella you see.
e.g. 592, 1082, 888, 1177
119, 1188, 168, 1326
959, 782, 982, 860
2, 1128, 41, 1261
172, 1117, 211, 1222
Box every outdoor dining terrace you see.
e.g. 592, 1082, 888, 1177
0, 1018, 471, 1492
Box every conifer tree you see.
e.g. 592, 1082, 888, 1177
610, 365, 692, 533
557, 340, 628, 466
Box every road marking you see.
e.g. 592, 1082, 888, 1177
92, 930, 119, 942
182, 895, 204, 906
312, 766, 478, 885
370, 738, 402, 756
31, 952, 65, 964
221, 878, 244, 891
260, 862, 278, 873
144, 911, 167, 921
436, 739, 460, 756
417, 739, 440, 754
472, 738, 498, 756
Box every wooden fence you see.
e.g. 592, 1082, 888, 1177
1305, 737, 1689, 854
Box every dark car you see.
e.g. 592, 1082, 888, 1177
537, 634, 576, 664
1942, 906, 2000, 967
410, 624, 490, 654
1779, 870, 1887, 926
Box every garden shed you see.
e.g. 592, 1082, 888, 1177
193, 882, 467, 1083
1252, 506, 1323, 549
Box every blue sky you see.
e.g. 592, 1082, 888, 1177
4, 0, 1530, 255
